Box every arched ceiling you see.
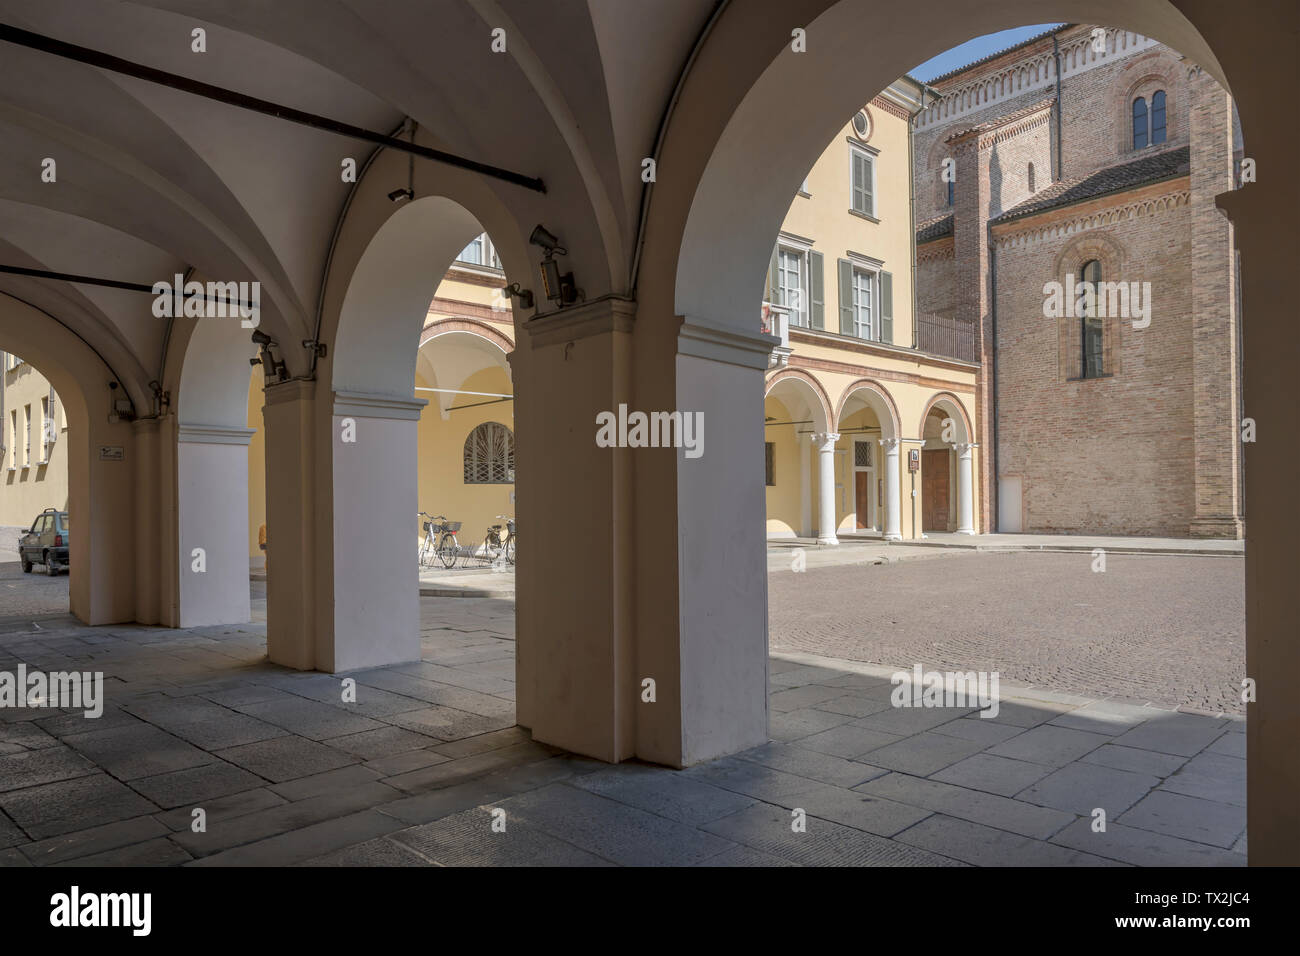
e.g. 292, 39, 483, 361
0, 0, 716, 404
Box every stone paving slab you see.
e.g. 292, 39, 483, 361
499, 783, 735, 867
930, 753, 1055, 797
702, 801, 964, 867
1050, 817, 1244, 867
896, 814, 1128, 867
1117, 790, 1246, 848
857, 772, 1076, 841
1015, 761, 1161, 816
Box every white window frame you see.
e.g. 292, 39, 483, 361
456, 232, 502, 270
851, 264, 878, 340
849, 144, 877, 218
776, 244, 809, 328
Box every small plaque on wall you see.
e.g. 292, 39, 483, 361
99, 446, 124, 461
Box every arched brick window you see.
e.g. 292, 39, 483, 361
1132, 90, 1167, 149
1132, 96, 1148, 149
1079, 260, 1104, 378
463, 421, 515, 484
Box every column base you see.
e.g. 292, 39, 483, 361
1189, 515, 1244, 538
884, 533, 902, 542
954, 528, 977, 535
817, 534, 839, 546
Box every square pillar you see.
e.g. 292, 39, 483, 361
510, 298, 637, 760
176, 424, 256, 626
329, 391, 427, 672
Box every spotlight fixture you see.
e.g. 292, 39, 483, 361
529, 224, 579, 306
387, 187, 413, 203
501, 282, 534, 309
528, 224, 566, 256
249, 330, 288, 384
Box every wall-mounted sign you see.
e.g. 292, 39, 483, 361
98, 446, 124, 461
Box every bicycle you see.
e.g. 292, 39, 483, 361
484, 515, 516, 566
419, 512, 462, 569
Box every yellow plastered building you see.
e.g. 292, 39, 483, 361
762, 78, 981, 543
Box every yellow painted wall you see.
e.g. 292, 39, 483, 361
1, 358, 70, 527
414, 363, 515, 549
763, 395, 804, 535
780, 102, 916, 345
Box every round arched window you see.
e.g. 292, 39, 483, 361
463, 421, 515, 484
852, 109, 871, 140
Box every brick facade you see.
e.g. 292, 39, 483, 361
912, 25, 1243, 537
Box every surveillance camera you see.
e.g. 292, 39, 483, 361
529, 224, 565, 255
251, 329, 274, 346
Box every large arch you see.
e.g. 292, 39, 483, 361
0, 293, 139, 625
627, 0, 1297, 858
164, 294, 259, 629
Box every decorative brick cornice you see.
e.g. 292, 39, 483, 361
916, 28, 1161, 133
869, 95, 911, 122
917, 238, 955, 264
991, 186, 1191, 250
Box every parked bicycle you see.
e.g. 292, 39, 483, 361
483, 515, 516, 566
419, 512, 462, 569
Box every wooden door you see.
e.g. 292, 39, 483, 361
922, 449, 950, 531
855, 472, 869, 529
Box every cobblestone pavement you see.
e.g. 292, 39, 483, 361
0, 584, 1245, 866
769, 551, 1245, 715
0, 521, 73, 626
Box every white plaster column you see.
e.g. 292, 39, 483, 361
798, 431, 812, 537
263, 380, 318, 670
330, 390, 428, 672
176, 423, 256, 627
880, 437, 902, 541
812, 431, 840, 545
955, 441, 976, 534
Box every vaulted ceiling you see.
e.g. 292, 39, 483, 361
0, 0, 715, 398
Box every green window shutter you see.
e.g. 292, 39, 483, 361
809, 251, 825, 328
838, 258, 854, 336
765, 245, 779, 303
863, 155, 874, 216
879, 270, 893, 344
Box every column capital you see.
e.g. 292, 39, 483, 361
878, 436, 902, 451
811, 431, 840, 449
954, 441, 978, 455
332, 390, 428, 421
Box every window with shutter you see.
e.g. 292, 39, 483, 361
765, 442, 775, 486
879, 271, 893, 344
808, 251, 824, 329
850, 147, 875, 217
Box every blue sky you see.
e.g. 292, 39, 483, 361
909, 24, 1066, 82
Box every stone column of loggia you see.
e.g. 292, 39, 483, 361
880, 437, 902, 541
176, 424, 256, 627
329, 390, 427, 672
955, 441, 976, 534
812, 431, 840, 545
799, 431, 812, 537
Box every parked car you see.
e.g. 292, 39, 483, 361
18, 508, 69, 576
